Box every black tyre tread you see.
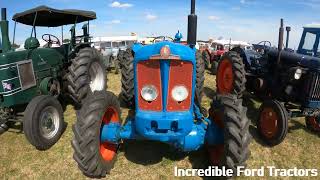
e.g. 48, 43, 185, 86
117, 50, 124, 69
257, 100, 288, 146
23, 95, 64, 150
72, 91, 122, 178
202, 50, 210, 69
120, 48, 135, 107
210, 94, 251, 173
217, 51, 246, 98
211, 61, 218, 75
67, 47, 106, 104
196, 50, 205, 102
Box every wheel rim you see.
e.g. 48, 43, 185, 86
217, 59, 234, 94
100, 107, 119, 162
259, 107, 278, 138
89, 61, 105, 92
39, 106, 60, 139
306, 116, 320, 132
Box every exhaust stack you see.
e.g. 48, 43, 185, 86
277, 19, 284, 65
285, 26, 291, 49
187, 0, 197, 48
1, 8, 11, 52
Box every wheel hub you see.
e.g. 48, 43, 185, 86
217, 59, 234, 94
39, 106, 60, 139
89, 62, 105, 92
100, 107, 119, 162
260, 107, 278, 138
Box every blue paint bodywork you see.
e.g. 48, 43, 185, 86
101, 39, 223, 152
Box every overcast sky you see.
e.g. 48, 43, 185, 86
1, 0, 320, 49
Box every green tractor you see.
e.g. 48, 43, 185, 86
0, 6, 106, 150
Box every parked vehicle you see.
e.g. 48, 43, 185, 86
93, 36, 137, 74
217, 19, 320, 146
0, 6, 106, 150
71, 0, 250, 178
202, 39, 251, 74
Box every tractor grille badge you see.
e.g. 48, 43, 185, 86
160, 46, 171, 58
2, 82, 12, 91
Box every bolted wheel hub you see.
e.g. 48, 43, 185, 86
39, 106, 60, 139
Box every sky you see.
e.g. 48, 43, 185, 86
1, 0, 320, 49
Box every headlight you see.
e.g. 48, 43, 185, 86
141, 85, 158, 101
172, 85, 188, 102
294, 68, 302, 80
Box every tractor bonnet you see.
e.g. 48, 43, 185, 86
133, 41, 195, 62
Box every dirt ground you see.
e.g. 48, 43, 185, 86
0, 70, 320, 180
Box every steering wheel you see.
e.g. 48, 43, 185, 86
42, 34, 61, 46
152, 36, 174, 43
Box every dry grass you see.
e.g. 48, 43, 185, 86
0, 70, 320, 179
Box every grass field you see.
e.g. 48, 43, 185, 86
0, 70, 320, 179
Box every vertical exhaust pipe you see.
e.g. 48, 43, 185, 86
1, 8, 6, 21
187, 0, 197, 48
277, 19, 284, 65
285, 26, 291, 49
1, 8, 11, 52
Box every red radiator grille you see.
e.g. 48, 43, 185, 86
136, 60, 162, 111
167, 60, 193, 111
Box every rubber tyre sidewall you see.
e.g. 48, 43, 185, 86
72, 91, 122, 178
257, 100, 288, 146
23, 95, 64, 150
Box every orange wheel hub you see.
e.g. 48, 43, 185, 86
259, 107, 278, 139
217, 59, 234, 94
100, 107, 119, 162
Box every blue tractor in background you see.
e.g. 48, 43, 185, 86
216, 19, 320, 146
71, 0, 250, 178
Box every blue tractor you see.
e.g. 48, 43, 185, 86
216, 19, 320, 146
71, 0, 250, 178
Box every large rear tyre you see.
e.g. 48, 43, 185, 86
120, 48, 135, 107
117, 50, 125, 69
216, 51, 246, 98
257, 100, 288, 146
67, 47, 106, 105
72, 91, 122, 178
23, 95, 65, 150
207, 94, 251, 176
196, 50, 205, 103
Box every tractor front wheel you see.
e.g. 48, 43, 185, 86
67, 47, 106, 106
216, 51, 246, 98
207, 94, 251, 176
120, 48, 135, 107
72, 91, 122, 178
257, 100, 288, 146
23, 95, 65, 150
305, 116, 320, 133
